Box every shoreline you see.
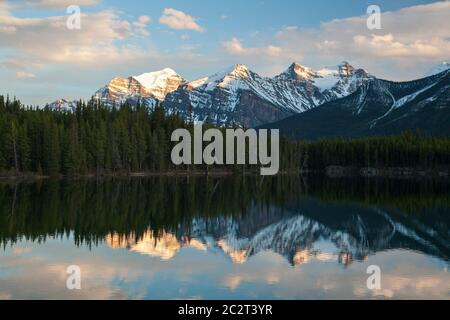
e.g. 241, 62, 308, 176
0, 166, 449, 181
324, 166, 449, 179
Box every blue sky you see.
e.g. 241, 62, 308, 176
0, 0, 449, 105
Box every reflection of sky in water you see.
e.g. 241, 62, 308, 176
1, 177, 449, 299
0, 233, 448, 300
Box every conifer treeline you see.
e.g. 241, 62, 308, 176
0, 95, 186, 176
1, 94, 450, 176
304, 133, 450, 170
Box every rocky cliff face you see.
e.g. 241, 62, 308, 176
263, 69, 450, 138
49, 62, 373, 127
93, 68, 185, 109
164, 62, 373, 127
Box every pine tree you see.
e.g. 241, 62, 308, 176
18, 124, 31, 172
7, 121, 20, 174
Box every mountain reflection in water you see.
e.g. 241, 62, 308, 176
104, 200, 449, 267
0, 176, 449, 299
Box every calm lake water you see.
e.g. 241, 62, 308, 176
0, 176, 449, 300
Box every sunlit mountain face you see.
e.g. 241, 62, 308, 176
46, 61, 375, 127
106, 231, 206, 260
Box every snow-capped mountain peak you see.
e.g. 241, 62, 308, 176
263, 68, 450, 138
216, 64, 252, 87
49, 61, 375, 127
229, 63, 250, 75
165, 63, 333, 126
338, 61, 354, 77
87, 61, 375, 127
133, 68, 184, 100
275, 61, 372, 96
133, 68, 179, 86
212, 64, 251, 81
93, 68, 185, 108
185, 64, 252, 91
425, 61, 450, 77
48, 98, 77, 112
279, 62, 318, 81
312, 62, 372, 98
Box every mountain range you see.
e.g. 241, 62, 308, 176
48, 61, 450, 137
163, 62, 372, 127
49, 61, 373, 127
262, 68, 450, 138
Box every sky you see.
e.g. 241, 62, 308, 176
0, 0, 449, 105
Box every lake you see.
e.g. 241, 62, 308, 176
0, 176, 449, 299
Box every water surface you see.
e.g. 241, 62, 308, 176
0, 176, 449, 299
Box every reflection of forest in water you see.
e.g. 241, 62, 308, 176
1, 176, 449, 266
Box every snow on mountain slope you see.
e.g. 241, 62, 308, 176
47, 99, 77, 112
93, 68, 185, 108
392, 82, 439, 109
165, 64, 298, 126
263, 68, 450, 138
315, 62, 373, 99
273, 61, 372, 103
94, 76, 157, 108
164, 62, 371, 127
133, 68, 184, 101
425, 61, 450, 77
47, 62, 373, 127
276, 61, 373, 99
276, 62, 318, 81
188, 64, 256, 111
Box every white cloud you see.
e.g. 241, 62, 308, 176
272, 1, 450, 79
3, 0, 450, 104
133, 15, 151, 28
16, 71, 36, 78
0, 58, 43, 69
223, 38, 281, 57
132, 15, 151, 37
22, 0, 100, 9
0, 9, 145, 67
284, 26, 298, 31
352, 34, 446, 58
0, 3, 213, 106
0, 2, 10, 15
219, 2, 450, 80
222, 38, 247, 55
159, 8, 204, 32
